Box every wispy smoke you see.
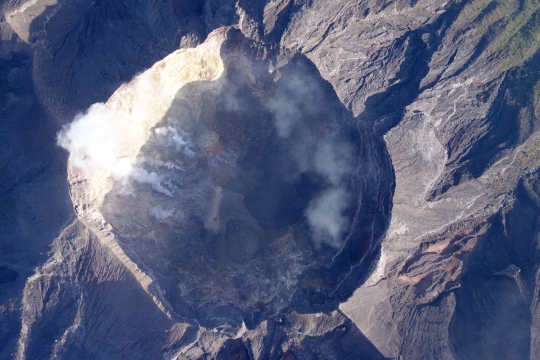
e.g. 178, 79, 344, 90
57, 103, 171, 195
151, 206, 178, 220
154, 124, 196, 157
313, 141, 353, 186
267, 64, 356, 248
305, 142, 353, 247
305, 188, 350, 246
269, 95, 302, 138
268, 70, 317, 138
129, 167, 172, 196
307, 141, 353, 246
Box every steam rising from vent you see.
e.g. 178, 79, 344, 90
314, 142, 353, 186
57, 29, 226, 206
154, 125, 196, 157
307, 142, 353, 245
306, 188, 350, 246
267, 68, 356, 247
268, 69, 316, 138
151, 206, 178, 220
57, 103, 170, 195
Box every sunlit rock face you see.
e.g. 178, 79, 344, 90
63, 27, 393, 326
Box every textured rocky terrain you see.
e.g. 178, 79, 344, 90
2, 0, 540, 359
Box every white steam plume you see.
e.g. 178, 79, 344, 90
267, 68, 355, 247
314, 141, 353, 186
305, 188, 350, 247
57, 103, 171, 196
151, 207, 178, 220
309, 141, 353, 246
154, 124, 196, 157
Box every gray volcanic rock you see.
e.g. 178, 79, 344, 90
19, 220, 193, 360
3, 0, 540, 359
6, 0, 238, 122
0, 15, 73, 358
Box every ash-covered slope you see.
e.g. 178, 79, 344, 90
3, 0, 540, 359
